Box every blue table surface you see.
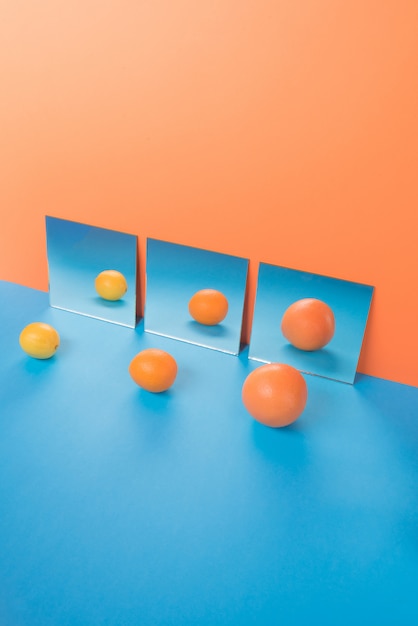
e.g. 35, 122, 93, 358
0, 280, 417, 626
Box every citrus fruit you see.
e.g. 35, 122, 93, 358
95, 270, 128, 301
281, 298, 335, 351
129, 348, 178, 393
19, 322, 60, 359
242, 362, 307, 427
188, 289, 228, 326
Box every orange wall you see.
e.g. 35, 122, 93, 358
1, 1, 417, 386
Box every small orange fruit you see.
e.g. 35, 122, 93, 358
188, 289, 229, 326
242, 363, 307, 427
95, 270, 128, 301
19, 322, 60, 359
281, 298, 335, 351
129, 348, 178, 393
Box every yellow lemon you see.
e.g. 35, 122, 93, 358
95, 270, 128, 301
19, 322, 60, 359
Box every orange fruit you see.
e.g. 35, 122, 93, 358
95, 270, 128, 301
19, 322, 60, 359
128, 348, 178, 393
242, 363, 307, 427
281, 298, 335, 351
188, 289, 228, 326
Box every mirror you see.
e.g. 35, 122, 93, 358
144, 238, 249, 355
249, 263, 374, 383
45, 216, 138, 328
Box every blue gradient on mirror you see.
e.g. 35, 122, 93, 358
145, 239, 249, 354
46, 216, 137, 327
249, 263, 374, 383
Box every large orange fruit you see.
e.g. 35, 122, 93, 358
242, 363, 307, 427
188, 289, 228, 326
129, 348, 178, 393
281, 298, 335, 351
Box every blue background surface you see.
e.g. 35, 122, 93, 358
46, 216, 138, 328
249, 263, 374, 383
0, 281, 417, 626
145, 239, 249, 354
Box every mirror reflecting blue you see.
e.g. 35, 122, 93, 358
145, 238, 249, 355
249, 263, 374, 383
46, 216, 138, 328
